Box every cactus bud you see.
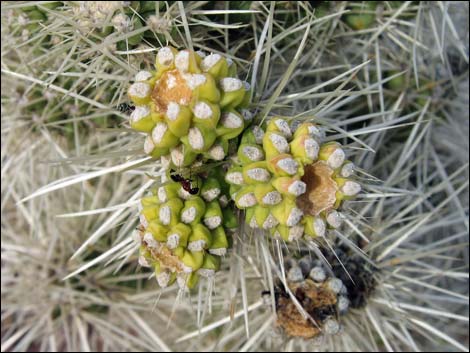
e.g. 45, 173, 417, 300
293, 122, 323, 141
146, 221, 169, 242
201, 54, 229, 78
325, 210, 343, 229
253, 206, 279, 229
158, 198, 183, 226
164, 102, 192, 137
271, 199, 304, 227
319, 142, 345, 170
216, 111, 244, 139
234, 185, 257, 209
181, 124, 217, 152
263, 132, 290, 158
226, 166, 245, 185
219, 77, 245, 108
180, 249, 205, 272
167, 223, 191, 249
303, 215, 326, 238
157, 182, 181, 203
334, 177, 361, 204
197, 253, 220, 278
170, 144, 198, 167
290, 134, 320, 164
151, 122, 179, 149
253, 184, 282, 207
266, 118, 292, 139
237, 144, 265, 164
272, 177, 307, 197
192, 100, 220, 128
203, 201, 223, 229
339, 161, 355, 178
177, 272, 200, 290
187, 224, 212, 251
267, 154, 300, 177
200, 178, 221, 202
181, 197, 206, 225
194, 73, 220, 103
242, 162, 271, 184
129, 105, 154, 132
127, 82, 152, 106
198, 253, 221, 277
208, 227, 229, 256
155, 46, 178, 73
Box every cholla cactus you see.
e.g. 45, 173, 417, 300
15, 1, 61, 41
72, 1, 123, 30
135, 174, 237, 290
226, 118, 361, 242
71, 1, 146, 48
2, 1, 468, 352
127, 46, 251, 166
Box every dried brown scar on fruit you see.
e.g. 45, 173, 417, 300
148, 243, 184, 273
152, 69, 193, 112
276, 279, 338, 339
297, 161, 338, 216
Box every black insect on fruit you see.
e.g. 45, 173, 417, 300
170, 169, 199, 195
181, 179, 199, 195
189, 187, 199, 195
117, 102, 135, 114
170, 169, 185, 183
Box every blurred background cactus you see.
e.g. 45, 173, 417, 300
2, 1, 468, 352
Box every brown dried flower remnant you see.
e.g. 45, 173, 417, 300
275, 279, 338, 339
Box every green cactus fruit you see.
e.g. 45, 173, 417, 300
128, 47, 251, 166
226, 118, 361, 242
198, 253, 221, 277
134, 178, 233, 289
203, 201, 223, 230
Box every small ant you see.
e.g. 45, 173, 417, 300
117, 103, 135, 114
170, 169, 199, 195
169, 170, 185, 183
